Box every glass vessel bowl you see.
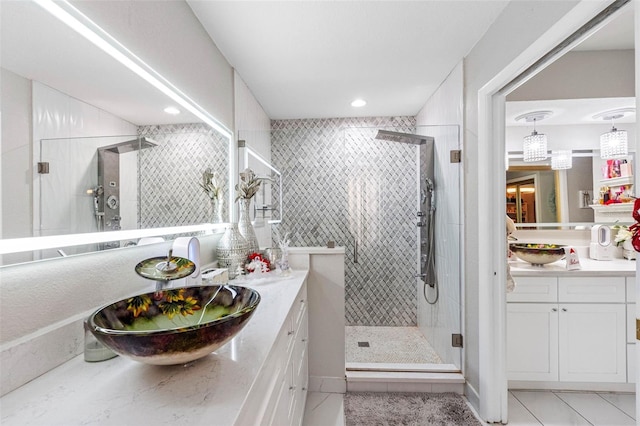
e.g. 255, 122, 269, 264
509, 243, 566, 266
87, 285, 260, 365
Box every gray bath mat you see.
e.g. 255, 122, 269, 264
344, 392, 483, 426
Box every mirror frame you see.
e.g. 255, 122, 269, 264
0, 0, 235, 260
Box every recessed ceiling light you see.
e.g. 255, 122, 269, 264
351, 99, 366, 107
164, 106, 180, 115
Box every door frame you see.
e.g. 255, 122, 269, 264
477, 0, 636, 422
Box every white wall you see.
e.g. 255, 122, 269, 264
1, 69, 32, 265
70, 0, 234, 131
415, 61, 464, 369
461, 0, 581, 412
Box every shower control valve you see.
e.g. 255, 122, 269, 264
417, 211, 426, 217
417, 221, 426, 227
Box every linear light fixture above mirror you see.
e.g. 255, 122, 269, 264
0, 223, 228, 255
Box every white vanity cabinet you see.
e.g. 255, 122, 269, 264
269, 285, 309, 426
235, 283, 309, 426
507, 275, 630, 387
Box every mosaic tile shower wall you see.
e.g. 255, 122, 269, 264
138, 123, 229, 228
271, 117, 418, 326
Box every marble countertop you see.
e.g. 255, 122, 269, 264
0, 270, 308, 426
510, 257, 636, 276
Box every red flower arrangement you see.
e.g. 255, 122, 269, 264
245, 252, 272, 273
629, 198, 640, 252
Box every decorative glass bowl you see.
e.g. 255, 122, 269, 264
509, 243, 566, 266
87, 285, 260, 365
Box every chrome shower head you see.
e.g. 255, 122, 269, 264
375, 130, 428, 145
99, 137, 158, 154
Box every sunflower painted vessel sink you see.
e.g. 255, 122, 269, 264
87, 285, 260, 365
510, 243, 566, 266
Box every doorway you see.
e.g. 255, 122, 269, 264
478, 0, 637, 422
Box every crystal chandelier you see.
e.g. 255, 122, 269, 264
600, 126, 628, 159
551, 150, 572, 170
515, 111, 552, 163
593, 108, 634, 159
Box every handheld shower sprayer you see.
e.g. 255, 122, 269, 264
425, 178, 435, 213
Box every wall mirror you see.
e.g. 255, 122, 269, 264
238, 140, 283, 226
504, 2, 636, 229
1, 1, 232, 266
506, 151, 636, 227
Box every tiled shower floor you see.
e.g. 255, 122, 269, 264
345, 326, 443, 364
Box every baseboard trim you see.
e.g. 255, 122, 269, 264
508, 380, 636, 392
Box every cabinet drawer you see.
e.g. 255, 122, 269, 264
558, 277, 625, 303
508, 276, 557, 302
627, 277, 636, 303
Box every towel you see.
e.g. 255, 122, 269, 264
506, 215, 516, 293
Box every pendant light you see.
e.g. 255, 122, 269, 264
593, 108, 634, 159
516, 111, 552, 162
551, 150, 572, 170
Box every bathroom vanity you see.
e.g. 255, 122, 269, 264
508, 257, 636, 391
0, 272, 310, 426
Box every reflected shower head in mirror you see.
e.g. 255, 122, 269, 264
99, 137, 159, 154
375, 130, 427, 145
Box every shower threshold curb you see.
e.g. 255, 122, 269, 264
345, 370, 465, 394
346, 362, 459, 373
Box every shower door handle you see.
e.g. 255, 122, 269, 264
353, 236, 358, 264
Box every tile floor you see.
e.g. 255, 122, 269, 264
508, 390, 636, 425
302, 390, 637, 425
345, 326, 442, 364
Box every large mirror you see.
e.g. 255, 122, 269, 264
1, 1, 231, 265
505, 2, 636, 227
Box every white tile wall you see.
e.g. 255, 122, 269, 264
1, 69, 33, 264
32, 82, 137, 249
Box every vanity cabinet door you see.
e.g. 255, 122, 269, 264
558, 303, 626, 383
507, 303, 559, 381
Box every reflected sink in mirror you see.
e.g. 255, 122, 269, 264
87, 285, 260, 365
510, 243, 566, 266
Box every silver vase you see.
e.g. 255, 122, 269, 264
238, 198, 260, 254
216, 224, 249, 279
210, 197, 224, 223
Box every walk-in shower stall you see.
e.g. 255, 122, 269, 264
270, 118, 462, 372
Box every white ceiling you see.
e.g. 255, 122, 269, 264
506, 98, 636, 127
188, 0, 509, 119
